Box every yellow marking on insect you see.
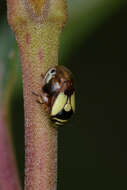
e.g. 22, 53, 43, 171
64, 99, 71, 112
55, 122, 63, 126
51, 93, 67, 116
71, 92, 75, 112
53, 118, 67, 123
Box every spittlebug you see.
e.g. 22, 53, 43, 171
33, 65, 75, 125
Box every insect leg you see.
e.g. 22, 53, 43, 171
32, 91, 40, 97
32, 91, 43, 104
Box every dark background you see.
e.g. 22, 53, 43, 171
1, 1, 127, 189
58, 4, 127, 190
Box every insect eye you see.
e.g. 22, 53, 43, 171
50, 69, 56, 74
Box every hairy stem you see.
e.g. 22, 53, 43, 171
7, 0, 67, 189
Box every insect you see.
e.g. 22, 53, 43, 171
33, 65, 75, 125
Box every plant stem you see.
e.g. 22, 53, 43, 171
7, 0, 67, 189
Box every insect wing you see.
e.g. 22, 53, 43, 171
51, 93, 67, 116
71, 92, 75, 112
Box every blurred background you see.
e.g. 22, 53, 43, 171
0, 0, 127, 189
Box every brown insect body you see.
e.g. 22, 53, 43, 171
35, 65, 75, 125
